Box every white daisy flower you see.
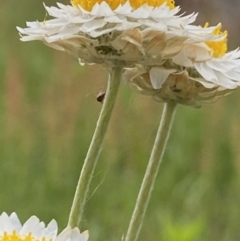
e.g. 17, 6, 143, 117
172, 23, 240, 89
17, 0, 222, 66
0, 212, 88, 241
123, 64, 232, 107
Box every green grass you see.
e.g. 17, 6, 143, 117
1, 1, 240, 240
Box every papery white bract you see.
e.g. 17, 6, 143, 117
0, 213, 88, 241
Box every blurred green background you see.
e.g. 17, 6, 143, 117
1, 0, 240, 240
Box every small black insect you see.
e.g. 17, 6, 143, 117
96, 91, 106, 103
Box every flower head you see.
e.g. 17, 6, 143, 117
124, 22, 240, 107
0, 213, 88, 241
17, 0, 208, 66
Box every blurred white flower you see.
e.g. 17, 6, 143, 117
17, 0, 221, 66
0, 213, 88, 241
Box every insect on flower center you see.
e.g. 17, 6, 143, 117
204, 22, 228, 58
71, 0, 175, 11
0, 232, 52, 241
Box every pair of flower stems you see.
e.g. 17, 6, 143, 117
68, 66, 176, 241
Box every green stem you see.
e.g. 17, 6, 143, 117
125, 102, 177, 241
68, 66, 122, 228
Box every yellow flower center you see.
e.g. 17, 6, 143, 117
71, 0, 175, 11
0, 232, 51, 241
204, 22, 228, 57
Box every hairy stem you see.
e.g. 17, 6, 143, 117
125, 102, 177, 241
68, 66, 122, 228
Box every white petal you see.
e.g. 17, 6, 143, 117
191, 77, 216, 88
114, 2, 132, 15
172, 51, 193, 67
206, 59, 239, 72
213, 71, 237, 89
128, 4, 152, 18
194, 62, 217, 82
9, 213, 22, 233
46, 27, 81, 43
223, 69, 240, 81
43, 220, 58, 239
56, 227, 72, 241
223, 48, 240, 59
149, 67, 175, 89
91, 2, 114, 16
88, 26, 117, 38
70, 228, 89, 241
78, 230, 89, 241
104, 15, 126, 23
20, 216, 42, 236
189, 43, 211, 61
138, 20, 166, 31
45, 4, 66, 18
0, 213, 14, 233
79, 19, 106, 32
